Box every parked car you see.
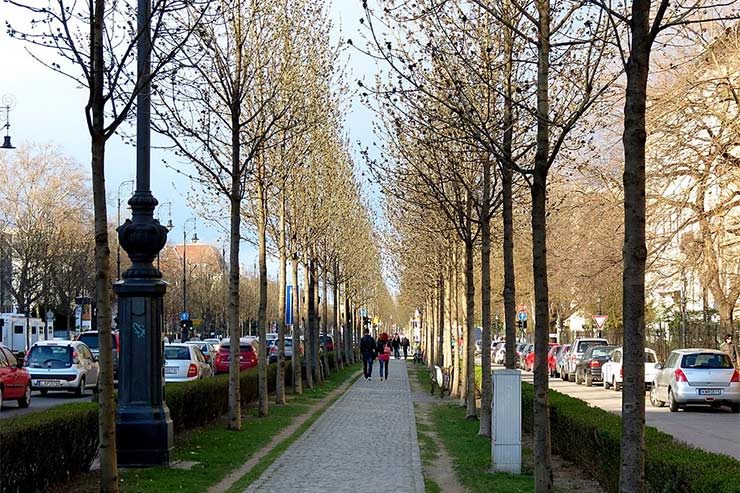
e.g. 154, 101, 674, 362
25, 340, 99, 396
268, 337, 305, 363
214, 340, 259, 374
574, 345, 617, 386
164, 344, 213, 382
650, 349, 740, 413
563, 338, 609, 381
602, 347, 659, 391
519, 344, 534, 370
320, 335, 335, 352
547, 345, 561, 377
556, 344, 571, 379
185, 341, 217, 368
0, 344, 32, 410
76, 330, 120, 379
475, 340, 482, 356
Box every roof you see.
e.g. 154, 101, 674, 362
164, 243, 226, 271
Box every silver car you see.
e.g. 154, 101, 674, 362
268, 337, 300, 363
650, 349, 740, 413
185, 341, 217, 368
26, 340, 99, 396
164, 344, 213, 382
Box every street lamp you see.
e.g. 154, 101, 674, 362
1, 94, 16, 150
114, 0, 172, 466
45, 309, 54, 340
155, 202, 174, 270
116, 180, 135, 280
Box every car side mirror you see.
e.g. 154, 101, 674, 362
654, 363, 663, 370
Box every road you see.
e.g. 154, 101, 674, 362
0, 390, 94, 420
519, 370, 740, 460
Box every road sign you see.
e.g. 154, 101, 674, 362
180, 311, 190, 321
517, 311, 528, 322
517, 304, 527, 313
593, 315, 608, 329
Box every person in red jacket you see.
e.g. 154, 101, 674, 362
377, 332, 391, 381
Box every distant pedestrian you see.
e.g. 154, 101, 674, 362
377, 332, 391, 380
392, 333, 401, 359
720, 334, 740, 368
401, 336, 410, 359
360, 328, 377, 381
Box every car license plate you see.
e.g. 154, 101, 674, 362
165, 367, 178, 375
36, 380, 61, 387
698, 388, 722, 395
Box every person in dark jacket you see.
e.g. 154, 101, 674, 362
401, 336, 410, 359
392, 333, 402, 359
360, 328, 377, 380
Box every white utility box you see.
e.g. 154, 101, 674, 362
491, 369, 521, 474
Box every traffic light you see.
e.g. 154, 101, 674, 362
516, 319, 522, 330
180, 319, 193, 341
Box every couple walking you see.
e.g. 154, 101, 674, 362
359, 328, 393, 381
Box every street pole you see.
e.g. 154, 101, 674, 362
114, 0, 172, 466
117, 180, 134, 280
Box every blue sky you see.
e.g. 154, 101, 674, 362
0, 1, 381, 280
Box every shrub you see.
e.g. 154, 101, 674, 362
0, 402, 99, 492
521, 382, 740, 492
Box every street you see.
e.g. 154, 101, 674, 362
519, 370, 740, 460
0, 390, 93, 420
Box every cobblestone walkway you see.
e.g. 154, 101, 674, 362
245, 359, 424, 493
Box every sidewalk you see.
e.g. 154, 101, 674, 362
245, 359, 424, 493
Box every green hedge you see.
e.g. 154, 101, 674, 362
0, 357, 315, 491
521, 382, 740, 492
0, 402, 99, 492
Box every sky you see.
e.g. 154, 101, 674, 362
0, 1, 382, 281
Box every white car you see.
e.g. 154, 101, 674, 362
602, 347, 659, 391
26, 340, 99, 396
164, 344, 213, 382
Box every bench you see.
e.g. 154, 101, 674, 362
430, 365, 453, 398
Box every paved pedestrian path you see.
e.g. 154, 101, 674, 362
245, 359, 424, 493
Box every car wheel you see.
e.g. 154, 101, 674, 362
0, 385, 4, 410
586, 373, 593, 387
562, 371, 568, 381
575, 371, 582, 385
604, 377, 611, 389
18, 384, 31, 408
74, 378, 85, 398
615, 379, 622, 392
730, 403, 740, 414
668, 388, 679, 412
649, 386, 664, 407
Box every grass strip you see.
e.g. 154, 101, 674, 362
119, 364, 361, 493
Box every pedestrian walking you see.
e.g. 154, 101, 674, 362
401, 335, 410, 359
392, 333, 401, 359
360, 328, 377, 381
720, 333, 740, 368
377, 332, 391, 380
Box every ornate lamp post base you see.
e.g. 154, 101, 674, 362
114, 278, 173, 466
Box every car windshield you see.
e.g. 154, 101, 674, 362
591, 347, 614, 358
681, 353, 732, 369
220, 344, 254, 352
644, 352, 657, 363
578, 341, 606, 353
26, 346, 72, 368
164, 347, 191, 360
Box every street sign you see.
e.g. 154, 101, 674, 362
180, 311, 190, 321
517, 304, 527, 313
593, 315, 608, 329
517, 311, 527, 322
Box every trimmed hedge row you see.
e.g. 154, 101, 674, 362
521, 382, 740, 493
0, 353, 340, 492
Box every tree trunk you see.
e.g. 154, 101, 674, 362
291, 256, 303, 395
276, 193, 287, 405
502, 1, 518, 370
321, 263, 330, 375
307, 257, 318, 386
533, 1, 553, 489
91, 133, 118, 492
480, 154, 493, 437
227, 112, 242, 431
257, 174, 268, 417
464, 234, 477, 420
438, 273, 445, 366
344, 290, 352, 364
451, 251, 461, 398
333, 264, 343, 370
620, 2, 652, 490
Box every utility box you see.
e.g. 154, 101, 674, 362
491, 369, 522, 474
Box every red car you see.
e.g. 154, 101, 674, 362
0, 344, 32, 410
214, 340, 259, 374
524, 343, 561, 372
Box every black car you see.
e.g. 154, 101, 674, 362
575, 345, 618, 387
